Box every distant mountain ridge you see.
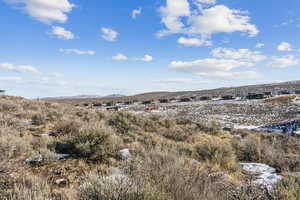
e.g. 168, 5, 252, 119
44, 80, 300, 104
43, 94, 126, 100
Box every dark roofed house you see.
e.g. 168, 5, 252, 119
180, 97, 193, 102
0, 90, 5, 95
246, 93, 267, 100
222, 95, 234, 100
278, 90, 291, 95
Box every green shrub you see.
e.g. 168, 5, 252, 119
108, 112, 140, 134
51, 125, 119, 162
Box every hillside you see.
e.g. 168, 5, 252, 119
44, 80, 300, 104
1, 95, 300, 199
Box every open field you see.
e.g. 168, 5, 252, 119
1, 95, 300, 199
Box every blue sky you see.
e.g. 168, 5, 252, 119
1, 0, 300, 98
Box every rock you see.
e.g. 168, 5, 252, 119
54, 178, 68, 187
109, 167, 122, 176
240, 163, 282, 188
120, 149, 132, 160
24, 154, 43, 165
55, 153, 70, 160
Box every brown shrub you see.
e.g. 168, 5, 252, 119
193, 136, 238, 171
53, 120, 81, 136
132, 151, 229, 200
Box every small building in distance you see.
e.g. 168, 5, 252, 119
198, 96, 211, 101
246, 93, 267, 100
159, 99, 170, 103
221, 95, 234, 100
142, 100, 154, 105
0, 90, 6, 95
278, 90, 291, 95
180, 97, 193, 102
295, 90, 300, 95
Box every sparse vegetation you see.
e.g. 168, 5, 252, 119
1, 95, 300, 199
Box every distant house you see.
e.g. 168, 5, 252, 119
199, 96, 211, 101
142, 100, 153, 105
180, 97, 192, 102
159, 99, 169, 103
278, 90, 291, 95
246, 93, 268, 100
264, 91, 273, 97
0, 90, 5, 95
92, 102, 102, 107
106, 106, 121, 111
222, 95, 234, 100
295, 90, 300, 94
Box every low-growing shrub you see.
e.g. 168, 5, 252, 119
132, 151, 228, 200
275, 173, 300, 200
31, 114, 47, 126
53, 120, 81, 136
79, 173, 166, 200
193, 136, 238, 171
51, 125, 119, 162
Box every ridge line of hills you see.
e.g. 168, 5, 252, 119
44, 80, 300, 104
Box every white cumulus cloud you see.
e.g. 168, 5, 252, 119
5, 0, 74, 24
158, 1, 258, 44
59, 48, 95, 55
0, 62, 40, 74
255, 43, 265, 48
51, 26, 74, 40
101, 27, 118, 41
112, 53, 128, 61
132, 8, 142, 19
198, 71, 262, 80
177, 37, 211, 47
211, 48, 266, 63
268, 55, 299, 68
138, 54, 153, 62
169, 58, 252, 74
277, 42, 293, 51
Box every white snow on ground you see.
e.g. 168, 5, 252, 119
240, 163, 282, 188
241, 163, 276, 174
234, 125, 259, 130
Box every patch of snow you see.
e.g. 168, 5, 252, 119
241, 163, 275, 174
234, 125, 259, 130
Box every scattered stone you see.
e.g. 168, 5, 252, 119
55, 153, 70, 160
24, 154, 43, 165
120, 149, 132, 160
109, 167, 122, 176
54, 178, 68, 187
